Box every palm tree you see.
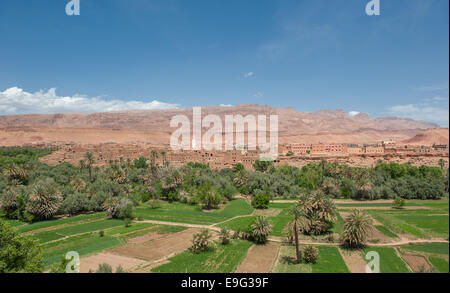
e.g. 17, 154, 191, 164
288, 205, 303, 263
26, 182, 63, 220
78, 160, 85, 173
251, 216, 273, 244
3, 164, 29, 184
340, 210, 374, 247
160, 151, 167, 166
150, 150, 159, 172
84, 152, 95, 182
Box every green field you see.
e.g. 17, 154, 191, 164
429, 257, 449, 273
401, 243, 449, 255
17, 213, 107, 233
362, 247, 409, 273
152, 240, 253, 273
33, 219, 125, 243
135, 198, 253, 225
273, 245, 349, 273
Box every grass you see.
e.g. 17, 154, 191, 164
33, 219, 125, 243
429, 257, 449, 273
17, 212, 106, 233
395, 214, 449, 235
216, 216, 256, 231
362, 247, 409, 273
273, 245, 349, 273
41, 233, 123, 267
151, 240, 253, 273
312, 246, 350, 273
330, 212, 345, 234
135, 198, 253, 225
367, 209, 449, 239
401, 243, 449, 255
375, 225, 399, 238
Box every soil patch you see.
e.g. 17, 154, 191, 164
80, 253, 147, 273
109, 228, 198, 262
235, 243, 279, 273
402, 253, 431, 272
339, 248, 367, 273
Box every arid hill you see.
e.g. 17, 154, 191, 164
400, 128, 449, 146
0, 104, 441, 146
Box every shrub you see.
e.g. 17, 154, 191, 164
148, 199, 162, 209
190, 229, 213, 254
95, 263, 113, 273
392, 197, 406, 209
124, 218, 132, 227
134, 157, 148, 169
303, 245, 319, 264
251, 193, 270, 209
99, 230, 104, 237
219, 228, 231, 245
103, 197, 134, 219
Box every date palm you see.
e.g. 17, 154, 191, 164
3, 164, 29, 184
288, 205, 303, 262
251, 216, 273, 244
84, 152, 95, 182
340, 210, 374, 247
26, 182, 62, 220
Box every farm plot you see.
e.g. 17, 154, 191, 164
33, 219, 125, 243
151, 239, 253, 273
135, 198, 253, 225
110, 228, 198, 265
272, 245, 349, 273
362, 247, 409, 273
235, 243, 280, 273
398, 243, 449, 273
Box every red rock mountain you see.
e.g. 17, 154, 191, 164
0, 104, 442, 146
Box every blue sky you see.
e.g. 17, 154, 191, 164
0, 0, 448, 126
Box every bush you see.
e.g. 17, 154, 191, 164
219, 228, 230, 245
60, 193, 90, 216
103, 197, 134, 219
134, 157, 148, 169
251, 193, 270, 209
124, 218, 132, 227
303, 245, 319, 264
99, 230, 104, 237
190, 229, 213, 254
392, 197, 406, 209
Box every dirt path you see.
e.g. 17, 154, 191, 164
235, 243, 280, 273
134, 219, 448, 248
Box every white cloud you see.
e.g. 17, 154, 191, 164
253, 92, 263, 98
348, 111, 360, 117
0, 87, 179, 115
414, 83, 449, 91
243, 72, 254, 78
388, 103, 449, 126
219, 104, 233, 107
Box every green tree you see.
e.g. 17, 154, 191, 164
0, 220, 43, 273
84, 152, 95, 182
